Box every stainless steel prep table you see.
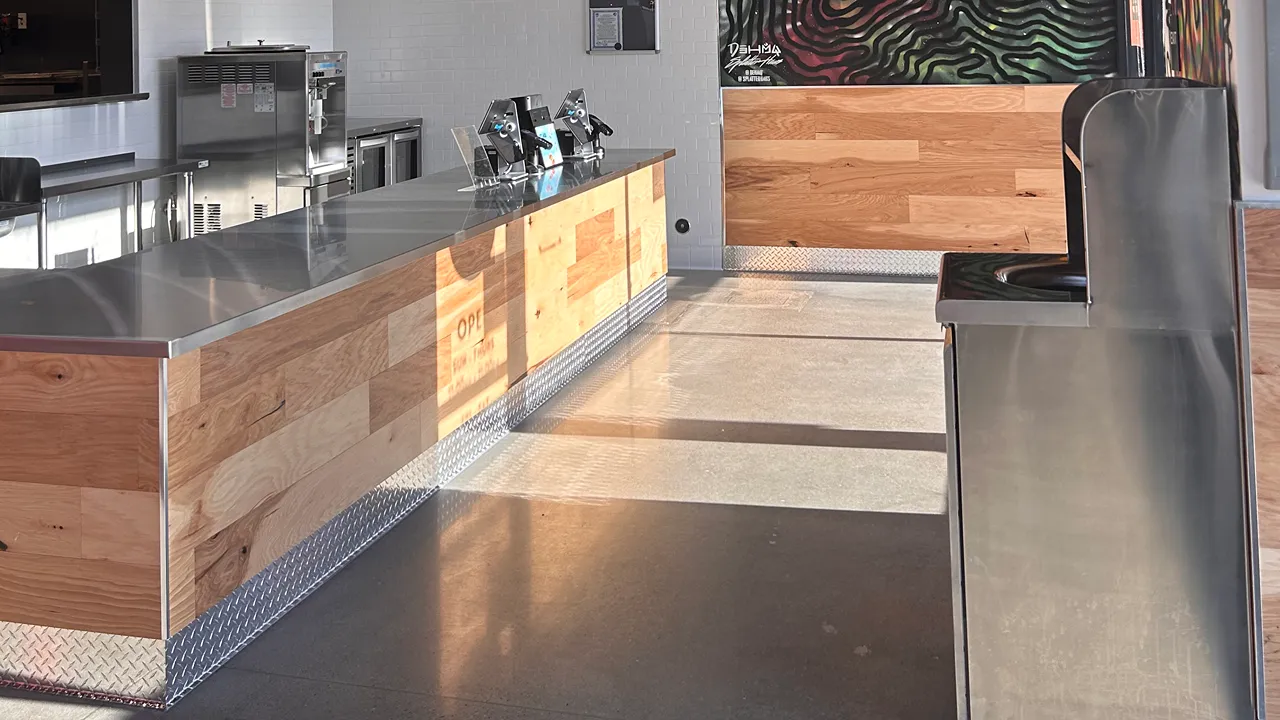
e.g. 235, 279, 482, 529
38, 153, 209, 268
347, 117, 423, 137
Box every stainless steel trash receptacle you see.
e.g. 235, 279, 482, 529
937, 79, 1257, 719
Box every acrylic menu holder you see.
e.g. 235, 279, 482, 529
453, 125, 499, 191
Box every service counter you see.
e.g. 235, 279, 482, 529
0, 148, 673, 707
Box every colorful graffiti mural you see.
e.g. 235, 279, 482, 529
719, 0, 1121, 86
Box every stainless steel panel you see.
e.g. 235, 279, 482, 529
954, 323, 1252, 719
1082, 87, 1234, 331
177, 51, 348, 232
942, 81, 1255, 719
943, 330, 968, 720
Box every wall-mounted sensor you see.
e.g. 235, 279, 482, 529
675, 218, 690, 234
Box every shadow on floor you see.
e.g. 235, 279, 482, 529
92, 490, 958, 720
530, 416, 947, 453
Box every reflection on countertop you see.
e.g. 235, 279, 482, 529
0, 149, 675, 357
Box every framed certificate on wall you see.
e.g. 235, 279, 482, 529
588, 0, 659, 53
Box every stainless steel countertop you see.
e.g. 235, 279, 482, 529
347, 117, 423, 138
43, 154, 209, 196
0, 148, 674, 358
935, 252, 1088, 327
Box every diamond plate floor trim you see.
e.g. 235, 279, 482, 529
724, 247, 941, 278
164, 276, 668, 707
0, 622, 165, 708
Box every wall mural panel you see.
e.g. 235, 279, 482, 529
720, 0, 1120, 86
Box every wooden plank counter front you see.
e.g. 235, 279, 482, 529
723, 85, 1072, 253
0, 151, 670, 706
1241, 205, 1280, 710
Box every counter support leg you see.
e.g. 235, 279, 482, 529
183, 172, 195, 239
133, 180, 144, 252
37, 199, 49, 269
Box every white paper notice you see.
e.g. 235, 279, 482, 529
591, 8, 622, 50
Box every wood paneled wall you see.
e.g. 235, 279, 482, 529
1244, 206, 1280, 710
0, 352, 162, 638
723, 86, 1072, 253
167, 162, 667, 633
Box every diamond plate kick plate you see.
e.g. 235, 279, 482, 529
0, 278, 667, 709
723, 246, 941, 278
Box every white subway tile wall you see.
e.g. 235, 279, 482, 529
0, 1, 723, 271
334, 0, 724, 270
0, 0, 334, 267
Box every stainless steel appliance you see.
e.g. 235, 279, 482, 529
177, 46, 349, 234
937, 78, 1256, 719
346, 117, 422, 194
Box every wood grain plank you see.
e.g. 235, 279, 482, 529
199, 255, 434, 399
170, 383, 371, 549
653, 161, 665, 201
80, 488, 160, 567
573, 208, 615, 262
1015, 169, 1065, 198
724, 165, 812, 192
1246, 208, 1280, 289
0, 480, 81, 558
0, 552, 160, 637
726, 219, 1034, 252
813, 113, 1060, 144
168, 546, 197, 634
167, 350, 201, 415
0, 352, 157, 418
629, 163, 668, 294
811, 86, 1025, 114
167, 368, 288, 488
370, 342, 437, 433
724, 139, 919, 166
1026, 226, 1068, 253
191, 405, 426, 615
0, 411, 159, 491
250, 406, 422, 575
726, 192, 909, 223
1248, 288, 1280, 375
387, 293, 437, 367
1023, 84, 1077, 113
723, 113, 816, 140
524, 178, 630, 371
920, 140, 1061, 168
1243, 206, 1280, 640
722, 88, 816, 114
809, 164, 1015, 196
908, 196, 1066, 227
1264, 595, 1280, 711
284, 318, 388, 420
569, 209, 626, 303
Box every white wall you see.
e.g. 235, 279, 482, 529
0, 0, 334, 267
335, 0, 724, 270
1232, 0, 1275, 201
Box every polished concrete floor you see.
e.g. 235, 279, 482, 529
0, 272, 954, 720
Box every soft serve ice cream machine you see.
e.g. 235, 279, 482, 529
177, 45, 350, 233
